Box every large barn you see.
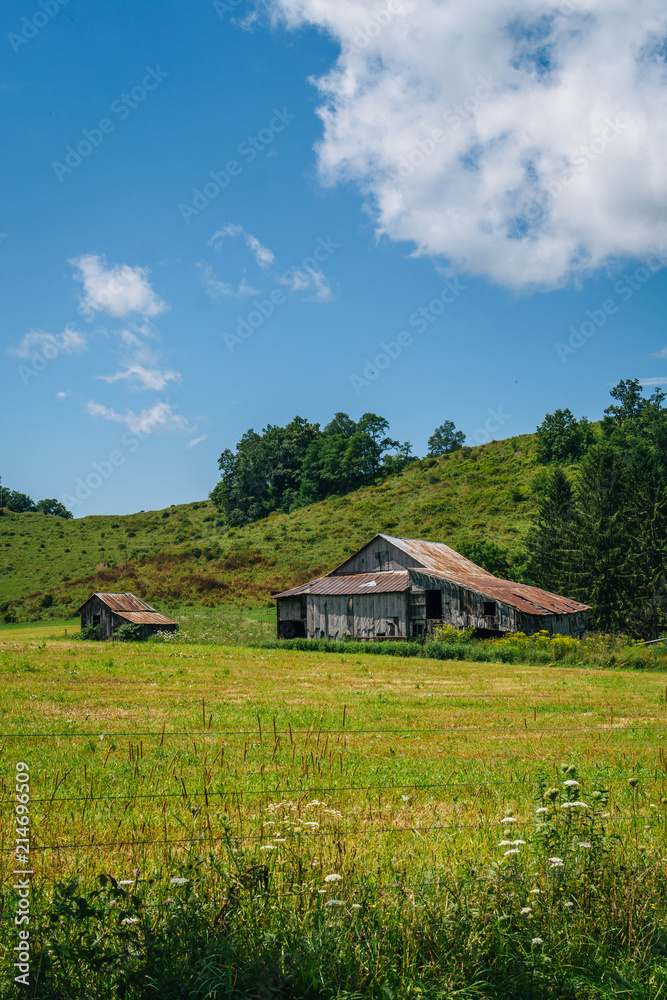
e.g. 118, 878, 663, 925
273, 534, 589, 640
77, 592, 178, 640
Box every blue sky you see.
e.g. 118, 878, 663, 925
2, 0, 667, 516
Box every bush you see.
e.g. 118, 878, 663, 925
115, 623, 144, 642
74, 624, 102, 642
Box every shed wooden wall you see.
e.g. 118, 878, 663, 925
330, 538, 421, 575
80, 597, 117, 640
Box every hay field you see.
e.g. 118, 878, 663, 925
1, 639, 667, 998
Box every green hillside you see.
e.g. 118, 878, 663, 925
0, 432, 546, 622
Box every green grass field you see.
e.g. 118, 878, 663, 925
1, 638, 666, 997
0, 430, 547, 622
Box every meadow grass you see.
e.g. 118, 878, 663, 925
1, 639, 667, 998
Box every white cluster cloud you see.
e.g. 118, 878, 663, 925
70, 254, 168, 317
269, 0, 667, 289
86, 400, 191, 435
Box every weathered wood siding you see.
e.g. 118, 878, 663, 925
306, 591, 408, 639
330, 538, 421, 575
517, 609, 587, 637
408, 570, 516, 634
277, 596, 303, 621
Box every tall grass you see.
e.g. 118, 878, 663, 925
257, 630, 667, 671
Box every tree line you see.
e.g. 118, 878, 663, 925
0, 485, 72, 519
526, 380, 667, 639
210, 413, 466, 526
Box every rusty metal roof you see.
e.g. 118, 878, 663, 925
410, 569, 589, 616
273, 571, 410, 599
76, 592, 160, 614
380, 534, 498, 579
96, 592, 156, 612
114, 611, 178, 626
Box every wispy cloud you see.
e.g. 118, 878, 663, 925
188, 435, 207, 448
208, 224, 275, 268
195, 261, 233, 299
639, 376, 667, 386
196, 260, 260, 299
649, 347, 667, 360
278, 266, 333, 302
70, 254, 168, 318
86, 400, 191, 435
98, 364, 181, 392
8, 327, 86, 359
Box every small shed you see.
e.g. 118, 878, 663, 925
273, 533, 589, 640
77, 592, 178, 640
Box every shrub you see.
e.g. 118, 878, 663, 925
114, 623, 144, 642
74, 624, 102, 641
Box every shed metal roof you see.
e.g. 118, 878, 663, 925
77, 592, 157, 612
114, 611, 178, 626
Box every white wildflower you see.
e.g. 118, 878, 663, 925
498, 840, 513, 846
272, 838, 287, 842
530, 889, 541, 895
504, 849, 521, 856
563, 901, 574, 908
259, 845, 276, 851
306, 800, 326, 807
535, 807, 548, 815
351, 903, 362, 910
562, 779, 580, 787
169, 877, 189, 885
561, 801, 589, 809
500, 817, 517, 824
121, 917, 139, 925
324, 873, 342, 882
531, 937, 544, 946
325, 899, 344, 906
511, 840, 526, 846
549, 858, 564, 868
578, 842, 592, 849
303, 821, 319, 828
118, 880, 135, 886
520, 907, 532, 915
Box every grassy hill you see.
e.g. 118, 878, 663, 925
0, 431, 547, 622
